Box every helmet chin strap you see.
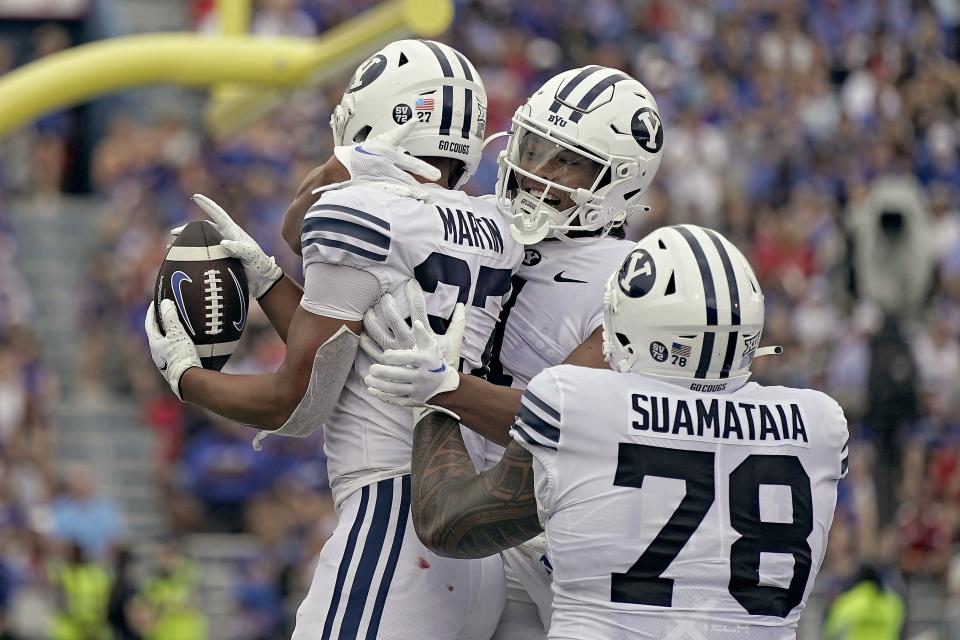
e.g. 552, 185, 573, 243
481, 131, 510, 153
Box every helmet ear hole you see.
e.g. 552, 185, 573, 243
449, 160, 467, 189
616, 332, 631, 347
353, 126, 373, 143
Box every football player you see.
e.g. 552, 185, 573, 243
356, 67, 664, 638
367, 225, 849, 639
145, 40, 523, 639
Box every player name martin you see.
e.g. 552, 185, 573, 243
630, 394, 809, 445
435, 206, 505, 253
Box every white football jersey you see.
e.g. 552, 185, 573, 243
511, 365, 848, 640
483, 236, 633, 469
302, 183, 523, 508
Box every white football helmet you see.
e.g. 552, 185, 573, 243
331, 39, 487, 189
603, 225, 771, 391
496, 66, 664, 244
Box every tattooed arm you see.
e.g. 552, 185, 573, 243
411, 411, 542, 559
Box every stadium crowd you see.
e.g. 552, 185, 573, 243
1, 0, 960, 637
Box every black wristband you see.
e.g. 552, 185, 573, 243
256, 273, 285, 301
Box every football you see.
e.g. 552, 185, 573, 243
154, 220, 249, 371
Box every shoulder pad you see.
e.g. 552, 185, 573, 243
302, 189, 394, 265
513, 370, 563, 451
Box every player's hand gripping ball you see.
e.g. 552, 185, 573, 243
152, 220, 250, 372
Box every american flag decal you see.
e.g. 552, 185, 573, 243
415, 97, 435, 111
671, 342, 692, 358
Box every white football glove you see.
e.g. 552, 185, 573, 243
144, 300, 202, 401
362, 280, 463, 423
359, 279, 427, 363
171, 194, 283, 300
324, 120, 442, 202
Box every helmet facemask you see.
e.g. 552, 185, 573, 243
497, 114, 643, 245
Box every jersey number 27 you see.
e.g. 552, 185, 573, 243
613, 444, 813, 618
414, 252, 512, 375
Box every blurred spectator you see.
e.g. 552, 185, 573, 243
0, 347, 26, 447
52, 465, 124, 561
252, 0, 317, 37
140, 543, 206, 640
898, 486, 955, 578
107, 547, 148, 640
866, 315, 920, 527
0, 554, 13, 640
49, 542, 111, 640
232, 557, 285, 639
173, 420, 286, 532
824, 564, 905, 640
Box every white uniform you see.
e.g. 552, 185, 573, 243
295, 183, 522, 640
511, 365, 849, 640
482, 236, 633, 638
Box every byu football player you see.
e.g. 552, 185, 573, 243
361, 66, 665, 638
368, 225, 848, 639
146, 39, 522, 639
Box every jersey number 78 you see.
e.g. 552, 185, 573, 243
612, 444, 813, 618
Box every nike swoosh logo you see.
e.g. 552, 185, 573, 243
554, 271, 588, 284
228, 267, 247, 332
429, 363, 446, 373
171, 271, 196, 335
355, 146, 379, 157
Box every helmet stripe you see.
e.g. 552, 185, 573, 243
423, 42, 456, 135
569, 71, 630, 123
698, 332, 716, 379
719, 331, 739, 379
704, 228, 742, 379
704, 228, 741, 325
461, 87, 473, 139
674, 226, 718, 325
451, 49, 474, 80
439, 84, 454, 135
422, 41, 454, 77
549, 65, 602, 113
674, 226, 719, 379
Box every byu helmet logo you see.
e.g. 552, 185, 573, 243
631, 107, 663, 153
618, 249, 657, 298
347, 54, 387, 94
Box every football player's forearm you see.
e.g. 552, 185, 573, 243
411, 412, 541, 559
282, 188, 314, 256
283, 158, 349, 256
256, 275, 302, 343
179, 369, 295, 428
432, 375, 522, 446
